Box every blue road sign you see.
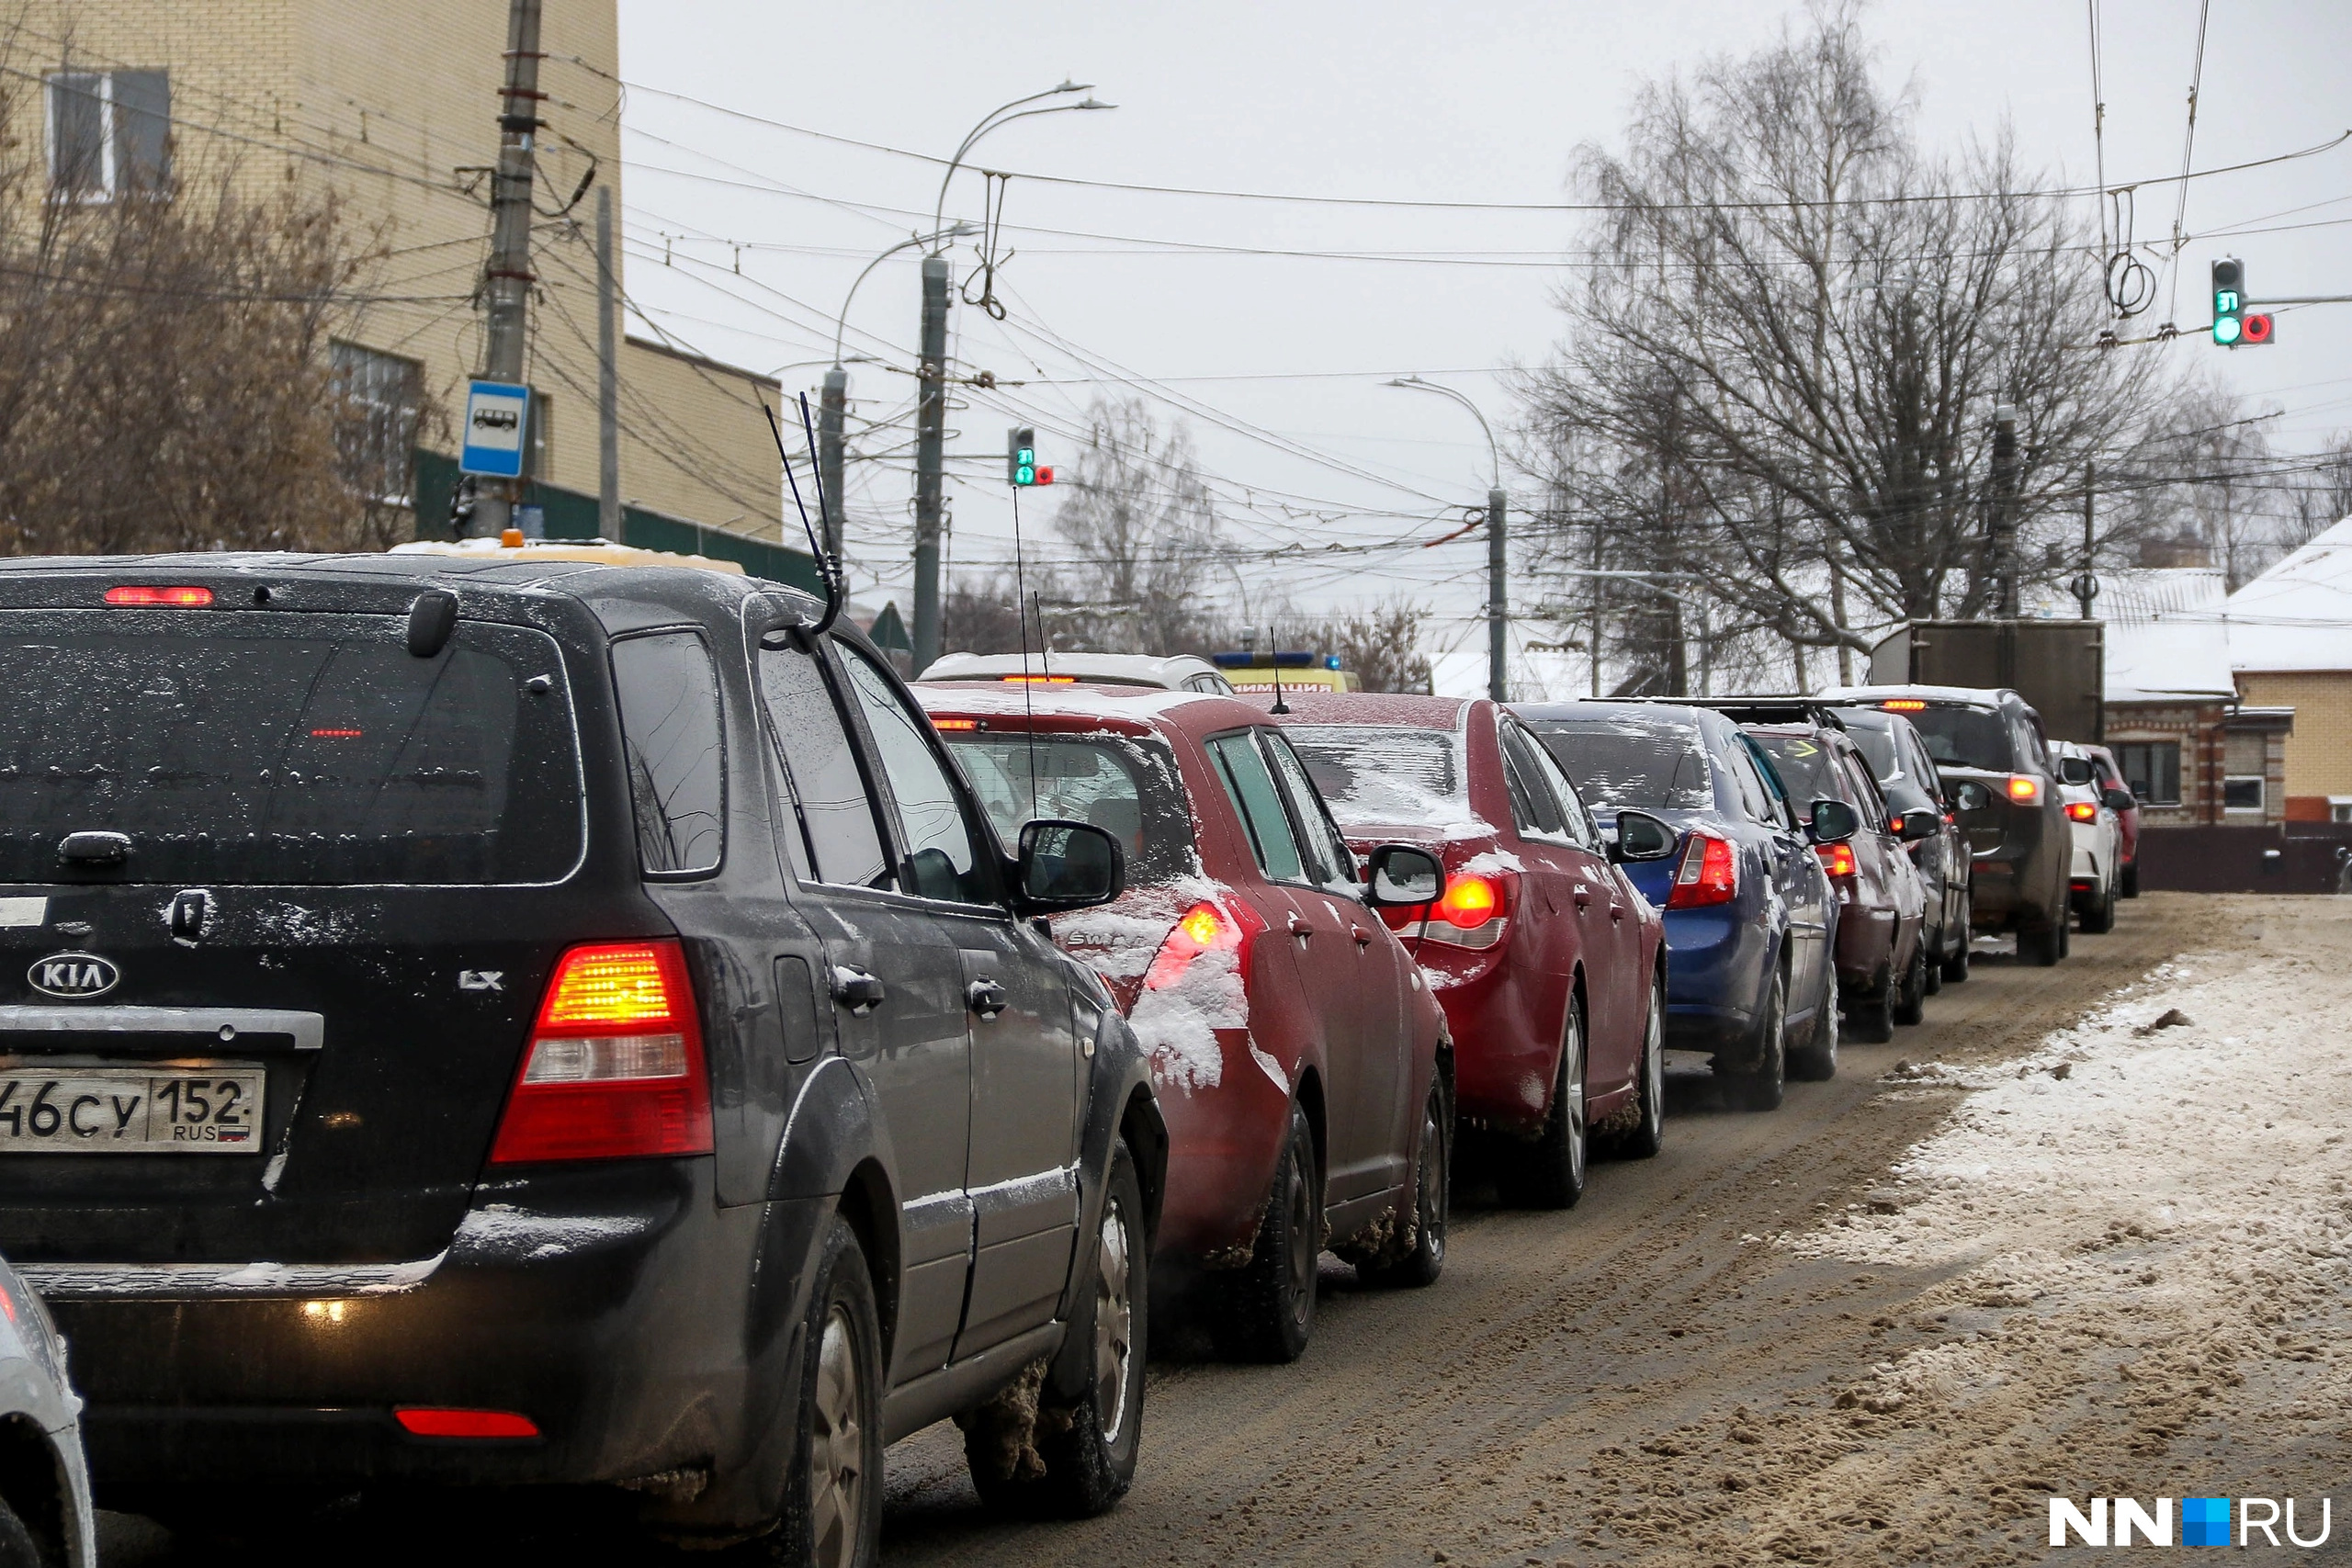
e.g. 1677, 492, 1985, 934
460, 380, 531, 478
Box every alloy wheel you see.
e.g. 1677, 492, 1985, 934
1563, 1012, 1588, 1192
1643, 987, 1666, 1135
808, 1303, 865, 1568
1093, 1197, 1134, 1441
1284, 1139, 1317, 1334
1419, 1092, 1448, 1267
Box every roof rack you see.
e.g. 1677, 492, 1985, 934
389, 536, 747, 576
1666, 695, 1850, 730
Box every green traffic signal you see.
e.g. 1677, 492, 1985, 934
2213, 315, 2243, 345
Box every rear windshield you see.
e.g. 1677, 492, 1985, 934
1751, 733, 1842, 807
0, 611, 582, 885
943, 732, 1193, 885
1526, 719, 1713, 811
1283, 726, 1464, 827
1905, 705, 2012, 772
1839, 718, 1933, 809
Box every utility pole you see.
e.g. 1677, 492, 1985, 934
1988, 403, 2020, 618
910, 254, 950, 672
595, 184, 620, 542
474, 0, 544, 540
2074, 460, 2099, 620
1487, 486, 1508, 703
818, 367, 847, 558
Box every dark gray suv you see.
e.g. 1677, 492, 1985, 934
0, 550, 1165, 1562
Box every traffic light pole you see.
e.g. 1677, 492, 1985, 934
911, 254, 950, 673
475, 0, 544, 540
1487, 487, 1508, 704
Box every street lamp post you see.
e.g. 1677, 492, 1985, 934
820, 226, 970, 562
910, 85, 1112, 675
1388, 377, 1507, 701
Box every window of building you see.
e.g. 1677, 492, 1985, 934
2222, 776, 2265, 812
2115, 742, 2180, 807
47, 70, 170, 200
2329, 798, 2352, 825
330, 342, 424, 506
2222, 730, 2267, 813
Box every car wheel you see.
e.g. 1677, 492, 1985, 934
2120, 860, 2140, 898
1940, 892, 1973, 982
1211, 1104, 1320, 1362
2019, 918, 2063, 966
1847, 961, 1896, 1043
774, 1217, 884, 1568
1605, 976, 1668, 1158
1719, 968, 1786, 1111
2059, 908, 2073, 957
1498, 997, 1589, 1208
970, 1139, 1149, 1517
1787, 965, 1839, 1082
1361, 1073, 1451, 1287
1892, 940, 1928, 1027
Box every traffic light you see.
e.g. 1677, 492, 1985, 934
2241, 310, 2276, 346
2211, 258, 2245, 344
1006, 427, 1055, 487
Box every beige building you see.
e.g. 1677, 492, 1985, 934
12, 1, 790, 562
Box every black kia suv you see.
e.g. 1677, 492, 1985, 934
0, 549, 1166, 1559
1824, 684, 2071, 966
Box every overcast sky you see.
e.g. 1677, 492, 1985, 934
610, 0, 2352, 694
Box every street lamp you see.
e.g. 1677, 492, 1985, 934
1388, 377, 1508, 701
910, 85, 1114, 675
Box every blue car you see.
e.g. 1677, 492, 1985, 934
1515, 703, 1841, 1110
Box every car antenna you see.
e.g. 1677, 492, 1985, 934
763, 397, 843, 635
1268, 625, 1290, 715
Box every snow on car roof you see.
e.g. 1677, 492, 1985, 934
911, 681, 1258, 728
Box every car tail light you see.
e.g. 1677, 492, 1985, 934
1882, 699, 1928, 711
489, 940, 712, 1165
2065, 800, 2098, 823
1421, 870, 1512, 949
933, 717, 979, 731
2007, 775, 2041, 804
105, 585, 213, 606
1002, 674, 1074, 683
1143, 898, 1265, 990
1815, 840, 1858, 878
395, 1408, 539, 1439
1666, 833, 1736, 909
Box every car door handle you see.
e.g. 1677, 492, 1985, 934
966, 977, 1009, 1019
1288, 914, 1313, 942
1572, 885, 1594, 909
1350, 924, 1373, 947
1609, 903, 1626, 921
831, 965, 886, 1015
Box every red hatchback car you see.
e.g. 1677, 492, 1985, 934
1272, 694, 1669, 1209
916, 682, 1453, 1362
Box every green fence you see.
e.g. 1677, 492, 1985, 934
413, 450, 821, 594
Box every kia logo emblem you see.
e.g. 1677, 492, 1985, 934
28, 952, 119, 998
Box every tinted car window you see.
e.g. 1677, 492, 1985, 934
944, 731, 1193, 886
1209, 733, 1306, 883
758, 644, 889, 889
1261, 729, 1358, 888
611, 632, 725, 875
1519, 729, 1602, 852
1908, 705, 2013, 771
1528, 719, 1713, 811
841, 649, 993, 905
1284, 726, 1465, 827
1498, 728, 1567, 840
1844, 716, 1939, 813
1840, 752, 1892, 831
1751, 733, 1843, 815
0, 611, 582, 885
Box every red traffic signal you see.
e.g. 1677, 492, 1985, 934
1033, 467, 1055, 485
2240, 311, 2276, 345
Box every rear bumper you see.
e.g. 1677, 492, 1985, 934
45, 1161, 812, 1522
1658, 908, 1765, 1056
1427, 948, 1557, 1134
1831, 895, 1896, 987
1152, 1026, 1290, 1265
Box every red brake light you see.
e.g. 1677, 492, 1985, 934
1666, 833, 1737, 909
2065, 800, 2098, 823
933, 717, 979, 731
1433, 874, 1502, 929
105, 585, 213, 607
489, 940, 712, 1165
394, 1408, 539, 1439
1001, 674, 1074, 684
1815, 840, 1858, 878
1143, 898, 1264, 991
2007, 775, 2041, 804
1881, 699, 1927, 711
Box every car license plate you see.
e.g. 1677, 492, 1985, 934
0, 1066, 264, 1153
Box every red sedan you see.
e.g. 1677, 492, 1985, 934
1272, 694, 1669, 1208
917, 682, 1453, 1363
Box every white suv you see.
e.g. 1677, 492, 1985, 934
2052, 739, 2128, 934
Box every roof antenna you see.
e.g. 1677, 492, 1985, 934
764, 397, 844, 635
1268, 625, 1290, 715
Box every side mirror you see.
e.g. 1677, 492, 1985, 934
2100, 787, 2137, 813
1953, 781, 1991, 813
1809, 798, 1860, 844
1013, 819, 1125, 912
1611, 809, 1678, 863
1894, 807, 1939, 842
2057, 756, 2096, 786
1364, 844, 1444, 908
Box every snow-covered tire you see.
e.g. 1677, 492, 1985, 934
1719, 968, 1786, 1112
1361, 1073, 1450, 1288
1497, 997, 1589, 1207
773, 1217, 883, 1568
1787, 967, 1838, 1083
1210, 1105, 1319, 1362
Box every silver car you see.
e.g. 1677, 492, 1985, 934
0, 1255, 92, 1568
